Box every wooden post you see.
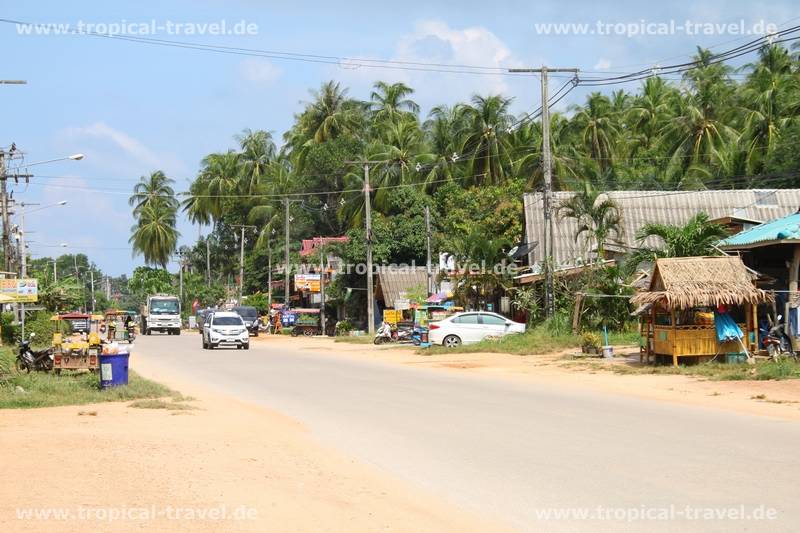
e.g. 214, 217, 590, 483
571, 292, 583, 335
671, 308, 678, 367
787, 245, 800, 351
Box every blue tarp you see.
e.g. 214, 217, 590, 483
714, 311, 743, 342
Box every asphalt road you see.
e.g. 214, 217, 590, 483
135, 333, 800, 532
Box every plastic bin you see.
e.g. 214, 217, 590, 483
99, 353, 129, 389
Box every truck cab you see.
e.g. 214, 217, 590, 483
142, 295, 182, 335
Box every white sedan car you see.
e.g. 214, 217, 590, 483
202, 311, 250, 350
429, 311, 526, 347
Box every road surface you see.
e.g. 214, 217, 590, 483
134, 333, 800, 532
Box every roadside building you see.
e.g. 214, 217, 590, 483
523, 189, 800, 270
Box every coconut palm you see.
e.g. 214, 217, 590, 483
128, 170, 178, 216
569, 92, 620, 172
455, 94, 514, 186
557, 180, 622, 259
237, 129, 277, 195
129, 202, 180, 267
369, 81, 420, 123
627, 77, 676, 153
738, 45, 799, 175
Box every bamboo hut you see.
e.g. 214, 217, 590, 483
631, 256, 772, 365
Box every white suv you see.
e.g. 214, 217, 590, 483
202, 312, 250, 350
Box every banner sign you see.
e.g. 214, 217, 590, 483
0, 278, 38, 302
294, 274, 321, 292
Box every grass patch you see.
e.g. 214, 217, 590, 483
334, 336, 375, 345
422, 322, 580, 356
0, 347, 180, 409
605, 358, 800, 381
129, 399, 197, 411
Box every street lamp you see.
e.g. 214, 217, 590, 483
13, 154, 85, 168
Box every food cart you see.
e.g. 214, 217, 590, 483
51, 312, 103, 373
631, 256, 770, 365
103, 309, 136, 343
288, 308, 321, 336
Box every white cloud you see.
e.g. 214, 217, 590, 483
240, 58, 281, 85
59, 121, 185, 176
593, 58, 612, 70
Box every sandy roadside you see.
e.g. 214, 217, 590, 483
257, 334, 800, 422
0, 364, 506, 533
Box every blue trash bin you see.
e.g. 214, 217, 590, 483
99, 353, 129, 389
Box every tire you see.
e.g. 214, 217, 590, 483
303, 328, 314, 337
202, 337, 207, 349
174, 329, 181, 336
243, 343, 250, 350
236, 345, 242, 350
145, 328, 151, 336
443, 335, 462, 348
252, 331, 259, 338
208, 343, 215, 350
767, 343, 780, 360
290, 328, 298, 337
14, 358, 30, 374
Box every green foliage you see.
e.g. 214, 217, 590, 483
0, 348, 179, 409
334, 319, 354, 336
581, 331, 602, 350
242, 292, 270, 314
128, 267, 173, 301
129, 171, 180, 267
38, 279, 84, 312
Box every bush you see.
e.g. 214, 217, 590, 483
581, 331, 602, 351
335, 319, 354, 336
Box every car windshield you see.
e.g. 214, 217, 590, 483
214, 316, 243, 326
151, 299, 179, 314
233, 307, 257, 318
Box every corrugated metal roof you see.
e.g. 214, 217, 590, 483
523, 189, 800, 266
721, 211, 800, 248
376, 266, 429, 308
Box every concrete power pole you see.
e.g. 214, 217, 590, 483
0, 150, 10, 272
319, 244, 326, 336
509, 66, 578, 317
425, 205, 432, 296
232, 225, 256, 304
363, 163, 375, 336
89, 270, 95, 313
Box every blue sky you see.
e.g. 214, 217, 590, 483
0, 0, 795, 275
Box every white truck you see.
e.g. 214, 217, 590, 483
141, 294, 182, 336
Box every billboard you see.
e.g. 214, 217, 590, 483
294, 274, 321, 293
0, 278, 38, 302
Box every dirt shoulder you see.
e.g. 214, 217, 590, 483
0, 365, 503, 533
258, 334, 800, 422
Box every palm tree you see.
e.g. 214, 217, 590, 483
658, 48, 737, 186
569, 92, 619, 172
369, 81, 420, 123
447, 227, 512, 309
626, 212, 729, 271
128, 171, 178, 216
455, 94, 514, 186
420, 105, 463, 190
129, 202, 180, 267
557, 181, 622, 260
627, 77, 676, 153
237, 129, 276, 195
738, 45, 799, 175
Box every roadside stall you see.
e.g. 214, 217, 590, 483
103, 309, 136, 343
51, 312, 103, 373
288, 308, 321, 337
631, 256, 771, 366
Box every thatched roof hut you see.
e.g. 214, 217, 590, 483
630, 256, 771, 310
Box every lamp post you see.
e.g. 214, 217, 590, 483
16, 202, 67, 336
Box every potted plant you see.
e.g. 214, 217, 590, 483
581, 331, 602, 355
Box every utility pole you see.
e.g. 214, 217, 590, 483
0, 150, 10, 272
18, 202, 26, 336
281, 198, 302, 307
205, 233, 211, 286
232, 225, 256, 304
509, 66, 578, 317
363, 163, 375, 335
425, 205, 433, 296
267, 231, 272, 310
319, 243, 326, 336
89, 270, 95, 313
53, 260, 57, 283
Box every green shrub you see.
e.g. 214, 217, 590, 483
581, 331, 602, 350
335, 319, 354, 336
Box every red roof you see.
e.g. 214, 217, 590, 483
299, 236, 349, 257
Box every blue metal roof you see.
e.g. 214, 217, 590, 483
721, 211, 800, 248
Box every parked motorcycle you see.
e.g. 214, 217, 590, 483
763, 316, 796, 361
374, 322, 394, 344
16, 333, 54, 373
